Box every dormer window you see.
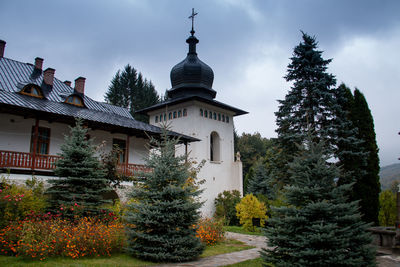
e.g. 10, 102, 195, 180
20, 84, 43, 98
65, 95, 84, 107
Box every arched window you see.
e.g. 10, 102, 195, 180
210, 131, 220, 162
169, 112, 172, 120
20, 84, 43, 98
163, 113, 167, 121
222, 115, 225, 122
65, 95, 84, 107
178, 110, 182, 117
200, 109, 203, 116
159, 114, 163, 122
204, 110, 208, 118
173, 111, 177, 118
155, 116, 158, 123
209, 111, 212, 119
218, 113, 221, 121
183, 109, 187, 116
213, 112, 217, 120
226, 116, 230, 123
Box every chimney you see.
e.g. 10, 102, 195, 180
0, 40, 6, 58
63, 80, 72, 87
43, 68, 55, 86
34, 57, 43, 70
74, 77, 86, 94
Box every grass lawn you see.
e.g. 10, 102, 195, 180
224, 225, 264, 236
0, 254, 154, 267
223, 257, 263, 266
0, 238, 254, 266
201, 238, 255, 258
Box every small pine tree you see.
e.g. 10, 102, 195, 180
46, 119, 111, 216
125, 126, 204, 262
262, 140, 375, 267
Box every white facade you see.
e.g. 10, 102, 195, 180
148, 100, 243, 216
0, 113, 149, 180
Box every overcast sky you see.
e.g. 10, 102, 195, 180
1, 0, 399, 167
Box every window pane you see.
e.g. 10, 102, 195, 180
113, 139, 126, 163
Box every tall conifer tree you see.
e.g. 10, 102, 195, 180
334, 83, 366, 185
104, 64, 160, 122
47, 119, 111, 216
352, 89, 380, 224
125, 127, 204, 262
275, 32, 337, 159
262, 139, 375, 266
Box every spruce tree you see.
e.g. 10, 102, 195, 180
275, 32, 336, 161
352, 89, 380, 225
247, 160, 275, 199
262, 139, 375, 267
47, 119, 111, 216
104, 64, 160, 122
125, 127, 204, 262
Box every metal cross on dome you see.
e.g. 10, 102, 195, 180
188, 8, 198, 35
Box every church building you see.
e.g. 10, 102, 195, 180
138, 13, 248, 216
0, 11, 247, 216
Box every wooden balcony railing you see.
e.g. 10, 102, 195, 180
0, 150, 150, 177
116, 163, 152, 177
0, 150, 61, 170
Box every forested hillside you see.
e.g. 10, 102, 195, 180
380, 163, 400, 190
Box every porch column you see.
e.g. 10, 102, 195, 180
184, 141, 188, 163
31, 118, 39, 170
125, 135, 130, 165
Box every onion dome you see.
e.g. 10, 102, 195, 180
168, 30, 216, 100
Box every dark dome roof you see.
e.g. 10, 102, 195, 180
168, 35, 216, 100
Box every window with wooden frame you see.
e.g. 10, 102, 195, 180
112, 138, 126, 164
65, 95, 84, 107
20, 84, 44, 98
30, 127, 51, 155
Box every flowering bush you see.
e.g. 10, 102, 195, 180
0, 176, 47, 228
236, 194, 268, 231
195, 218, 225, 245
0, 215, 125, 260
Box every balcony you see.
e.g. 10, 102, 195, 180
0, 150, 150, 177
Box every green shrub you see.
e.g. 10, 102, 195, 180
379, 190, 396, 226
214, 190, 241, 226
0, 175, 47, 228
235, 194, 268, 232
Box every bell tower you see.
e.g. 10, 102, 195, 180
138, 9, 247, 216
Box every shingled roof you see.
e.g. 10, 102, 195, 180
0, 54, 198, 142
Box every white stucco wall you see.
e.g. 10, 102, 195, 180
0, 114, 149, 165
148, 101, 243, 217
